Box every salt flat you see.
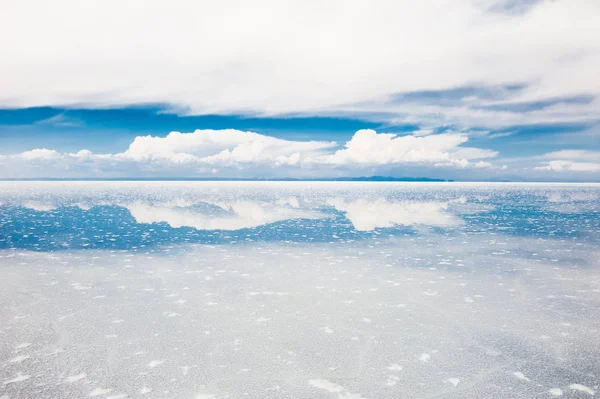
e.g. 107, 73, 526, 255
1, 182, 599, 398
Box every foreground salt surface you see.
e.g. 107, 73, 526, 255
1, 182, 600, 398
2, 238, 599, 398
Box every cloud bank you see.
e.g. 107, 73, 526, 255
0, 129, 504, 178
1, 0, 600, 129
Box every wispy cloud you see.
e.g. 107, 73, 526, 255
34, 113, 83, 127
541, 150, 600, 162
486, 131, 518, 139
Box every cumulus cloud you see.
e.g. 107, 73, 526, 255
18, 149, 61, 161
534, 150, 600, 173
120, 129, 336, 166
1, 0, 599, 129
0, 129, 499, 178
324, 129, 496, 167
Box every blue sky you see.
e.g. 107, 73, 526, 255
1, 0, 599, 180
0, 107, 385, 153
0, 104, 598, 181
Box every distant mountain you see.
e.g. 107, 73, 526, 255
315, 176, 449, 182
1, 176, 449, 182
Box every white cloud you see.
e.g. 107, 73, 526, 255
534, 150, 600, 173
0, 129, 498, 178
323, 129, 497, 167
353, 95, 600, 129
18, 149, 61, 161
1, 0, 599, 128
541, 150, 600, 162
535, 160, 600, 172
119, 129, 336, 166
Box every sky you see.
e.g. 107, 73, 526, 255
1, 0, 599, 181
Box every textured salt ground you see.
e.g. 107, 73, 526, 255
1, 181, 599, 398
1, 235, 599, 399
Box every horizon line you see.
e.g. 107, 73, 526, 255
1, 178, 600, 184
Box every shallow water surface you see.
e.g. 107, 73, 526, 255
1, 182, 599, 398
